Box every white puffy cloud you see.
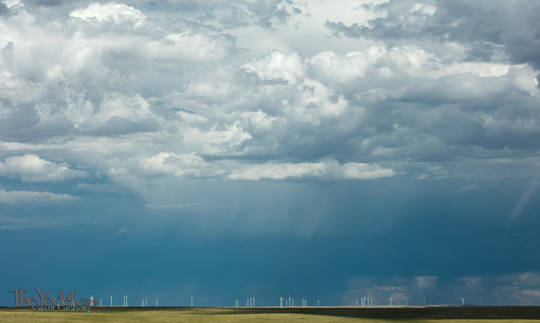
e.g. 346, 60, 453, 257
228, 160, 394, 181
0, 189, 75, 204
290, 78, 349, 123
143, 152, 223, 178
240, 110, 276, 131
309, 47, 385, 83
242, 50, 305, 84
228, 162, 327, 180
340, 162, 395, 179
69, 2, 146, 27
410, 3, 437, 16
0, 154, 86, 182
199, 123, 253, 157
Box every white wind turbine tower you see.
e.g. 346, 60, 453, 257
190, 297, 194, 307
110, 296, 112, 307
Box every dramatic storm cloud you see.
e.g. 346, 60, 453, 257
1, 0, 540, 306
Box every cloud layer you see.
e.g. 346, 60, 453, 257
1, 0, 539, 202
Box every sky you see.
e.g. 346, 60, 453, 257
1, 0, 540, 307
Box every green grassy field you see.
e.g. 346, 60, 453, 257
3, 307, 540, 322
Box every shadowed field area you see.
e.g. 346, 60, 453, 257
2, 306, 540, 322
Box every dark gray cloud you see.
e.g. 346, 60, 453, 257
24, 0, 64, 6
326, 0, 540, 72
140, 0, 298, 29
0, 2, 8, 15
80, 116, 160, 137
